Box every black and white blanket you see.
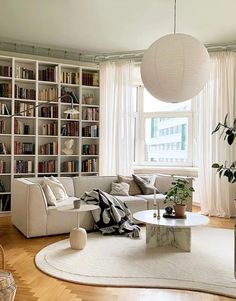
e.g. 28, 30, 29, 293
82, 189, 140, 239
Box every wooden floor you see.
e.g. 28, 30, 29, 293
0, 210, 235, 301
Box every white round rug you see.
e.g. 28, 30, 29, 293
35, 227, 236, 298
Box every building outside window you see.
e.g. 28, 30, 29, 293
134, 87, 194, 166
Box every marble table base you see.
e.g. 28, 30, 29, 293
146, 224, 191, 252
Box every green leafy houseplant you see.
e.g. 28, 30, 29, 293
212, 114, 236, 183
164, 178, 195, 206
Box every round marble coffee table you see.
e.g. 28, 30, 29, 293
58, 204, 98, 250
133, 209, 209, 252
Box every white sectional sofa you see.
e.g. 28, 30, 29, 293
11, 174, 193, 238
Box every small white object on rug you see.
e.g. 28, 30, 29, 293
35, 227, 236, 298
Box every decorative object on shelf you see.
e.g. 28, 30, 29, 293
62, 139, 74, 155
212, 114, 236, 183
141, 0, 210, 103
164, 177, 194, 218
83, 93, 94, 104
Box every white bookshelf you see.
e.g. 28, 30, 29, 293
0, 55, 100, 214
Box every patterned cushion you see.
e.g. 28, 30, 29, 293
132, 174, 158, 195
110, 182, 130, 196
117, 175, 142, 196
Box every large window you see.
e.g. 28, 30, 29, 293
134, 87, 194, 166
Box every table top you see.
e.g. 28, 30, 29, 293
57, 204, 99, 213
133, 210, 209, 228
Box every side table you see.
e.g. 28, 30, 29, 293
58, 204, 98, 250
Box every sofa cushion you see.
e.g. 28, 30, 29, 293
42, 184, 57, 206
115, 195, 148, 214
44, 177, 68, 201
132, 174, 157, 194
110, 182, 129, 196
47, 196, 79, 209
136, 193, 166, 210
117, 175, 142, 196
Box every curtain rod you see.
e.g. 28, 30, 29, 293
0, 40, 235, 63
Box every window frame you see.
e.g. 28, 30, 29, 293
134, 86, 195, 167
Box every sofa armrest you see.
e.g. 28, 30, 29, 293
11, 178, 48, 237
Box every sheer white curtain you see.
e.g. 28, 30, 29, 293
197, 52, 236, 217
99, 60, 135, 176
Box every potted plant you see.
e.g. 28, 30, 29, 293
164, 178, 194, 217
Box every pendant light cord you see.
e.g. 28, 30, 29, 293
174, 0, 177, 34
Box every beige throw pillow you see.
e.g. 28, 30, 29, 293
110, 182, 130, 196
117, 175, 142, 196
132, 174, 158, 195
44, 177, 68, 201
42, 183, 57, 206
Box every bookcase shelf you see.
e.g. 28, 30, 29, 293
0, 55, 100, 214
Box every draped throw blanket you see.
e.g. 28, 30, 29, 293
82, 189, 140, 238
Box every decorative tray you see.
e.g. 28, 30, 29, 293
163, 213, 187, 219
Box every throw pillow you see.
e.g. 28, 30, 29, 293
110, 182, 130, 196
117, 175, 142, 196
132, 174, 158, 195
42, 183, 57, 206
44, 177, 68, 201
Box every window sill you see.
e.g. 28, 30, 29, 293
134, 166, 198, 178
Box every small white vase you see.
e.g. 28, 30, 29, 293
69, 228, 87, 250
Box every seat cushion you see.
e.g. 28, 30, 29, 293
47, 197, 79, 209
136, 194, 166, 210
115, 195, 148, 214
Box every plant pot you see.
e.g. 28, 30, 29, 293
174, 204, 187, 218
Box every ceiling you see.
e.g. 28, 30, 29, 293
0, 0, 236, 54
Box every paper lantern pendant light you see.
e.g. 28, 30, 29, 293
141, 1, 210, 103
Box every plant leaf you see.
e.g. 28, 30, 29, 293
227, 133, 235, 145
212, 163, 220, 168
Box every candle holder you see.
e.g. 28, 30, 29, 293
153, 187, 160, 219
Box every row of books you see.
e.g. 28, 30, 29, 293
40, 106, 58, 118
81, 158, 98, 172
82, 108, 99, 121
39, 87, 57, 101
82, 125, 99, 137
0, 142, 8, 154
61, 71, 79, 85
61, 122, 79, 136
82, 144, 98, 155
0, 120, 6, 134
14, 160, 33, 173
0, 83, 12, 98
82, 71, 99, 86
41, 122, 57, 136
0, 65, 12, 77
14, 142, 34, 154
61, 160, 79, 172
0, 103, 10, 115
39, 67, 57, 82
0, 160, 7, 173
14, 120, 31, 135
15, 85, 36, 100
0, 194, 11, 211
39, 142, 58, 155
15, 102, 34, 117
38, 160, 56, 173
15, 66, 35, 80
